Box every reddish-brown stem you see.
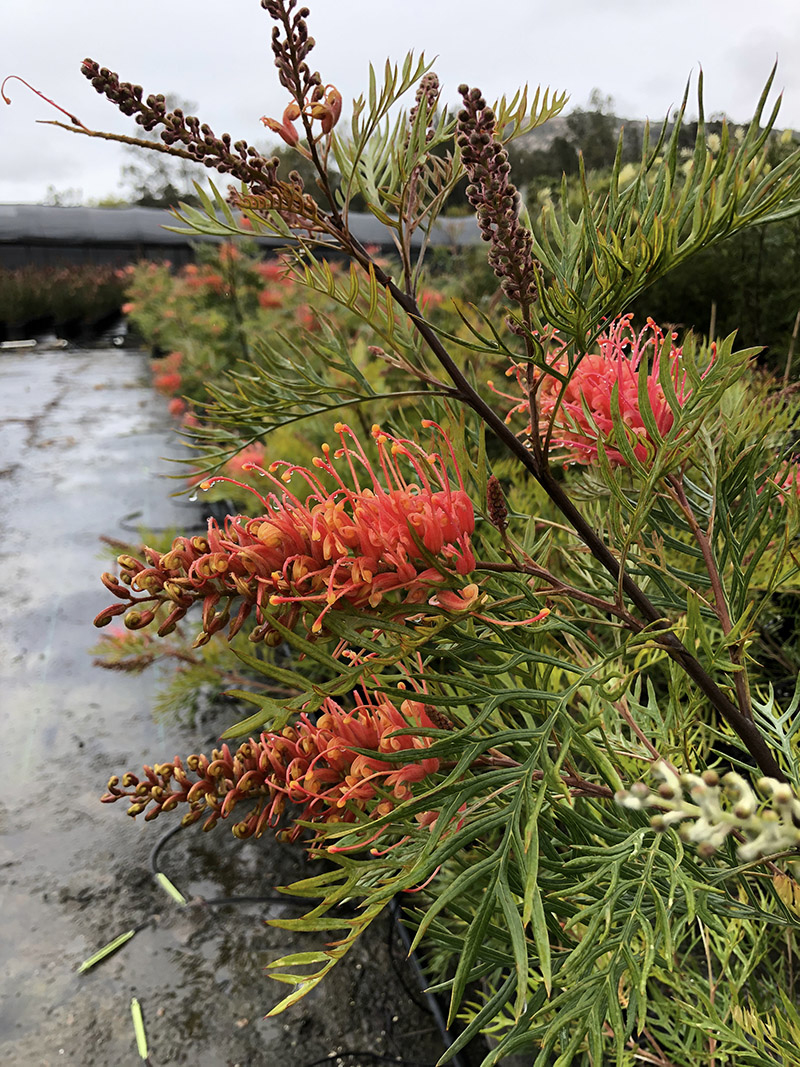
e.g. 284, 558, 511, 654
1, 75, 88, 128
459, 758, 615, 800
616, 696, 676, 771
666, 474, 753, 720
475, 558, 642, 629
338, 238, 783, 780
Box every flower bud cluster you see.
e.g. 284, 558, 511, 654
617, 762, 800, 863
80, 60, 281, 197
102, 691, 440, 843
456, 86, 538, 308
95, 423, 478, 647
262, 1, 320, 101
486, 475, 508, 533
256, 3, 342, 161
408, 73, 440, 144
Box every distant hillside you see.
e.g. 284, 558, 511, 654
513, 107, 784, 177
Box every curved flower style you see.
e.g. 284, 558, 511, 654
95, 422, 477, 645
102, 690, 440, 843
491, 315, 705, 466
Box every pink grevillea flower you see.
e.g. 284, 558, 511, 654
490, 315, 708, 466
777, 466, 800, 502
101, 689, 440, 843
95, 422, 477, 645
760, 464, 800, 506
153, 371, 182, 395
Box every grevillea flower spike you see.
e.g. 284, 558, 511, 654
491, 315, 712, 467
102, 685, 441, 844
95, 423, 478, 646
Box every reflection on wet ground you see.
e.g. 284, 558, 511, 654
0, 349, 446, 1066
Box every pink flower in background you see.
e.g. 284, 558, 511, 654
492, 315, 708, 466
256, 260, 291, 284
225, 443, 267, 474
168, 397, 187, 417
153, 371, 182, 394
160, 351, 183, 372
258, 289, 284, 309
419, 289, 444, 310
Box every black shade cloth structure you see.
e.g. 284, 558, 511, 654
0, 203, 481, 268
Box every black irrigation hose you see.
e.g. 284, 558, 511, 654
117, 508, 205, 536
299, 1054, 443, 1067
148, 822, 185, 874
149, 824, 478, 1067
389, 899, 474, 1067
385, 905, 433, 1015
148, 822, 312, 908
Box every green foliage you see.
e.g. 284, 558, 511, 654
528, 68, 800, 352
79, 8, 800, 1064
629, 211, 800, 365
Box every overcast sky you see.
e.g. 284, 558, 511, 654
3, 0, 800, 204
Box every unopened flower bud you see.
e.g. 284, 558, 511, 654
94, 603, 127, 627
773, 784, 794, 805
486, 475, 508, 532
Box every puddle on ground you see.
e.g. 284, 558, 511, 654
0, 349, 447, 1067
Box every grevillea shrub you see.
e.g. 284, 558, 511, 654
32, 3, 800, 1061
123, 239, 456, 496
124, 242, 451, 416
124, 245, 330, 408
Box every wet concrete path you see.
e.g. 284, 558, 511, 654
0, 349, 446, 1067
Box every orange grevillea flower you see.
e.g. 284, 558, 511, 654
491, 315, 708, 466
101, 689, 440, 843
261, 85, 342, 149
261, 101, 301, 146
95, 422, 477, 645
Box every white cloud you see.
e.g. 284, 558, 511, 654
3, 0, 800, 202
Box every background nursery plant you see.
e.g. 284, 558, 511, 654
44, 1, 800, 1062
